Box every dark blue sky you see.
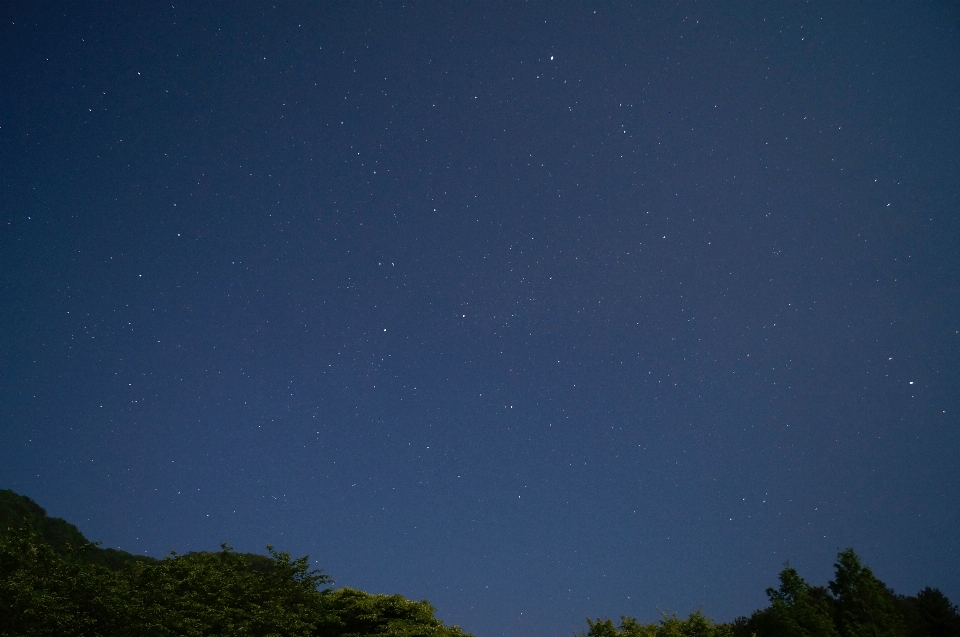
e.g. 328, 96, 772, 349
2, 2, 959, 636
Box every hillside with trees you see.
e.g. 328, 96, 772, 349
584, 551, 960, 637
2, 489, 958, 637
0, 489, 473, 637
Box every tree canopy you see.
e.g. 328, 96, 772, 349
583, 551, 959, 637
0, 490, 472, 637
2, 489, 958, 637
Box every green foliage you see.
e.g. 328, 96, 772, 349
0, 489, 155, 570
0, 489, 89, 554
315, 587, 472, 637
0, 526, 128, 636
117, 544, 333, 636
584, 610, 733, 637
746, 565, 838, 637
5, 491, 960, 637
0, 492, 473, 637
829, 549, 905, 637
902, 588, 960, 637
725, 550, 960, 637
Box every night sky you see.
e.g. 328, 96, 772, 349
2, 2, 959, 636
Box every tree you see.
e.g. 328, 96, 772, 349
901, 587, 960, 637
115, 544, 333, 636
745, 564, 838, 637
0, 525, 128, 636
584, 610, 733, 637
314, 587, 473, 637
0, 520, 473, 637
0, 489, 155, 571
829, 549, 905, 637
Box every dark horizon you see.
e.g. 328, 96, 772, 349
2, 3, 958, 636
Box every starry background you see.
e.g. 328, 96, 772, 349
2, 2, 959, 636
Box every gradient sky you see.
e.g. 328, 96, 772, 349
2, 3, 959, 636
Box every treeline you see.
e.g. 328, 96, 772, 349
3, 489, 959, 637
0, 489, 471, 637
584, 550, 960, 637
